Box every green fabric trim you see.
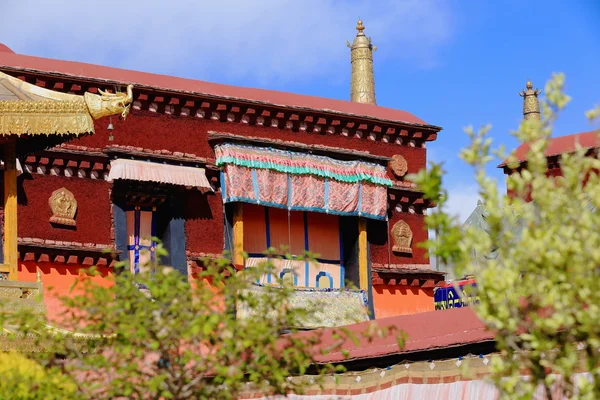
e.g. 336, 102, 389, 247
216, 156, 393, 186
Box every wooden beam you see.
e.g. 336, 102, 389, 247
233, 203, 244, 267
358, 217, 368, 290
4, 141, 18, 280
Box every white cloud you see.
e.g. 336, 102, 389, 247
444, 184, 480, 223
0, 0, 453, 85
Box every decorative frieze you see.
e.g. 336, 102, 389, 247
371, 264, 445, 286
5, 72, 439, 149
22, 144, 218, 182
17, 237, 118, 267
389, 154, 408, 178
49, 187, 77, 226
391, 220, 413, 255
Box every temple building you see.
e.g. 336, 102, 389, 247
501, 80, 600, 188
0, 20, 445, 326
440, 80, 599, 284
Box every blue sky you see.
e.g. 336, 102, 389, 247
1, 0, 599, 220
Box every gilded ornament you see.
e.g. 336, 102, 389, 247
49, 187, 77, 226
0, 71, 134, 135
84, 85, 134, 120
389, 154, 408, 178
347, 19, 376, 105
518, 80, 542, 121
391, 220, 413, 255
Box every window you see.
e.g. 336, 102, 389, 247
112, 181, 188, 277
125, 206, 156, 274
242, 203, 344, 288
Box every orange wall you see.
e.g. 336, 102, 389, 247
18, 261, 114, 323
372, 284, 434, 318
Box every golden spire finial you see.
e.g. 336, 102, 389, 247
347, 19, 377, 105
519, 79, 542, 121
356, 19, 365, 33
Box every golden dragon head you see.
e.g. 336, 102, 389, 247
84, 84, 134, 120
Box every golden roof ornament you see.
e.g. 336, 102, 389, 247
49, 187, 77, 226
346, 19, 377, 105
0, 71, 133, 136
84, 85, 134, 120
519, 80, 542, 121
391, 220, 413, 255
389, 154, 408, 178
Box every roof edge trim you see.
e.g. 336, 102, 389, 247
0, 65, 443, 133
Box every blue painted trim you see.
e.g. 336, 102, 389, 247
303, 211, 309, 287
125, 207, 157, 275
280, 269, 298, 286
251, 169, 260, 202
357, 181, 363, 216
316, 271, 334, 289
164, 198, 187, 276
113, 202, 129, 271
133, 208, 140, 274
264, 207, 271, 248
339, 216, 345, 288
222, 196, 386, 220
286, 175, 292, 209
244, 266, 262, 285
220, 170, 227, 201
151, 207, 157, 265
245, 253, 338, 265
324, 179, 330, 212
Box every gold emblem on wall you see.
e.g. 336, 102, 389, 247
391, 220, 413, 255
389, 154, 408, 178
49, 188, 77, 226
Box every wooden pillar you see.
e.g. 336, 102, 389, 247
358, 217, 368, 290
3, 141, 18, 280
232, 203, 244, 267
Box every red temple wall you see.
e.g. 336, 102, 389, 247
184, 191, 225, 255
372, 285, 434, 318
368, 213, 429, 266
18, 261, 114, 323
72, 112, 427, 173
506, 167, 569, 200
18, 174, 112, 244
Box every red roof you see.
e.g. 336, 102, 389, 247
302, 307, 492, 363
0, 44, 14, 54
500, 129, 600, 167
0, 44, 438, 130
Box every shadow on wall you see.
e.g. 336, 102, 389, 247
185, 190, 214, 221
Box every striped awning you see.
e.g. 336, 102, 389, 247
107, 159, 212, 192
216, 143, 391, 220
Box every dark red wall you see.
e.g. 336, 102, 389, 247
507, 167, 563, 200
184, 190, 224, 255
17, 111, 428, 259
72, 111, 426, 172
18, 174, 112, 244
368, 213, 429, 265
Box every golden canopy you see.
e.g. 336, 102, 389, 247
0, 70, 133, 136
0, 71, 133, 282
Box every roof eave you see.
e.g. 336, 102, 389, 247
0, 64, 443, 133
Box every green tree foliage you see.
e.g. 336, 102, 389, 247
1, 247, 388, 399
412, 73, 600, 399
